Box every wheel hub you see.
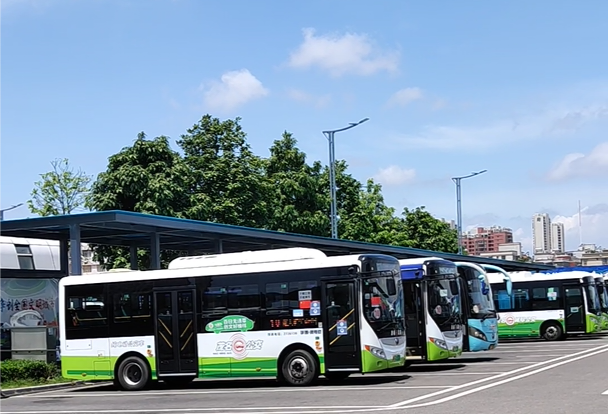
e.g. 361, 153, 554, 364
289, 357, 309, 379
123, 362, 143, 386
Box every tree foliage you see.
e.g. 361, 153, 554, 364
178, 115, 271, 227
265, 132, 329, 236
75, 114, 458, 269
28, 158, 92, 217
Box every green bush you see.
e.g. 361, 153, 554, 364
0, 360, 59, 383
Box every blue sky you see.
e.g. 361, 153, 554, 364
3, 0, 608, 254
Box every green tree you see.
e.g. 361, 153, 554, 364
265, 132, 329, 236
340, 179, 407, 245
399, 206, 459, 253
178, 115, 272, 227
88, 132, 191, 269
89, 132, 191, 216
28, 158, 92, 217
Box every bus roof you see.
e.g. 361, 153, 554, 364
59, 252, 398, 287
398, 257, 451, 266
486, 270, 596, 284
168, 247, 327, 269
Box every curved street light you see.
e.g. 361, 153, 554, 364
0, 203, 24, 221
452, 170, 487, 255
323, 118, 369, 239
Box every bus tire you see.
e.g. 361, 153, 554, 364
116, 356, 150, 391
281, 349, 318, 386
541, 322, 563, 341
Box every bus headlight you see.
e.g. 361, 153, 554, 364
468, 326, 488, 341
430, 337, 448, 350
365, 345, 386, 359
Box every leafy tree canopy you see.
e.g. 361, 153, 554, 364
28, 158, 92, 217
33, 114, 458, 269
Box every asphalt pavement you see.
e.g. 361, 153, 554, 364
3, 334, 607, 414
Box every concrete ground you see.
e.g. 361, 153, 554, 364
3, 334, 607, 414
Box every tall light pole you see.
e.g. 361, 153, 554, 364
0, 203, 24, 221
323, 118, 369, 239
451, 170, 487, 255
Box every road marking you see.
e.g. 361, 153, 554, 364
388, 345, 608, 408
602, 389, 608, 395
409, 371, 505, 376
493, 349, 585, 353
0, 407, 379, 414
403, 345, 608, 409
15, 385, 453, 399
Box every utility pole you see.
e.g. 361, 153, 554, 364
323, 118, 369, 239
451, 170, 487, 254
0, 203, 24, 221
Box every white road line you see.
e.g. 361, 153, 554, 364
390, 343, 608, 409
409, 372, 505, 376
602, 389, 608, 395
0, 407, 378, 414
402, 345, 608, 409
14, 385, 452, 399
492, 349, 587, 353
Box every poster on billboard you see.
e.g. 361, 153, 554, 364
0, 278, 59, 329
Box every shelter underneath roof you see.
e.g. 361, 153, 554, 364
0, 210, 555, 275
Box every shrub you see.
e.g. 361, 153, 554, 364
0, 360, 59, 383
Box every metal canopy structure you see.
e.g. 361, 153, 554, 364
0, 210, 555, 275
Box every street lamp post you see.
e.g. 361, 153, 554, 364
451, 170, 487, 255
323, 118, 369, 239
0, 203, 24, 221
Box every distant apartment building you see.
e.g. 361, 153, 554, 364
532, 213, 552, 254
462, 226, 513, 256
550, 222, 565, 253
478, 242, 523, 261
532, 213, 567, 256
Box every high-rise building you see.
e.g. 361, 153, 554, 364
462, 226, 514, 256
551, 222, 565, 253
532, 213, 552, 254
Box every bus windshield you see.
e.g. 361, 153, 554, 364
427, 278, 461, 329
466, 276, 496, 319
361, 261, 405, 338
596, 281, 608, 312
585, 282, 601, 314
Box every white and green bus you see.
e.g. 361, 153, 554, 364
487, 271, 603, 341
399, 258, 464, 364
59, 248, 406, 390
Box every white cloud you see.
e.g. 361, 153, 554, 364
390, 105, 608, 151
286, 88, 331, 108
374, 165, 416, 187
387, 87, 423, 107
286, 28, 399, 77
547, 142, 608, 181
553, 203, 608, 249
201, 69, 269, 112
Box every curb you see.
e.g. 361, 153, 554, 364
1, 381, 107, 398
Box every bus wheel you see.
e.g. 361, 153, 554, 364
117, 356, 150, 391
281, 349, 318, 386
542, 322, 563, 341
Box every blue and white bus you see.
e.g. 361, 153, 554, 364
455, 263, 512, 352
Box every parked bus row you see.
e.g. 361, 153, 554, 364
58, 247, 607, 391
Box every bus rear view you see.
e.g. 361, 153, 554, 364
400, 258, 463, 363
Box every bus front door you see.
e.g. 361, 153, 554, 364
564, 285, 585, 333
154, 290, 198, 378
322, 280, 361, 374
